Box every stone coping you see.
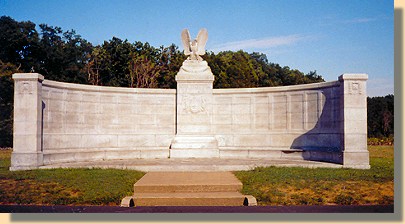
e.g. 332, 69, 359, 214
13, 73, 368, 95
42, 79, 176, 94
12, 73, 44, 81
14, 73, 341, 95
213, 80, 340, 94
338, 73, 368, 81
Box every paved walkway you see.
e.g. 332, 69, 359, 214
39, 158, 342, 171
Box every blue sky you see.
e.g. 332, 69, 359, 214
0, 0, 394, 96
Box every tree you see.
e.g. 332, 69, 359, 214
0, 61, 20, 147
0, 16, 40, 72
60, 29, 93, 83
98, 37, 132, 87
128, 54, 161, 88
305, 70, 324, 83
36, 24, 92, 83
367, 95, 394, 138
158, 44, 186, 89
86, 46, 109, 85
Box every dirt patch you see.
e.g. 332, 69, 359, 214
0, 179, 84, 205
254, 180, 394, 206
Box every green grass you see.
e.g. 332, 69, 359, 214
233, 145, 394, 205
0, 145, 394, 206
0, 149, 145, 205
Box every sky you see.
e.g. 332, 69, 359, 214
0, 0, 394, 96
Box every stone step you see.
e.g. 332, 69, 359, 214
134, 172, 242, 193
133, 192, 246, 206
169, 148, 220, 158
126, 171, 256, 206
135, 182, 241, 193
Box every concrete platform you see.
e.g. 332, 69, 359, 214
39, 158, 343, 172
130, 172, 252, 206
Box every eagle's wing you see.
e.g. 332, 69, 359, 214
181, 29, 191, 55
196, 28, 208, 55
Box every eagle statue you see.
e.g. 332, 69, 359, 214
181, 28, 208, 61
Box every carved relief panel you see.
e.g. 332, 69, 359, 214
348, 81, 363, 95
17, 82, 33, 95
182, 94, 207, 114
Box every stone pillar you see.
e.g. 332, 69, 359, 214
339, 74, 370, 169
11, 73, 44, 171
170, 60, 219, 158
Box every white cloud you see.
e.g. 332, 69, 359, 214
210, 34, 312, 53
343, 17, 378, 24
320, 15, 388, 26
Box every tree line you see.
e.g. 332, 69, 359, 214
367, 95, 394, 139
0, 16, 393, 147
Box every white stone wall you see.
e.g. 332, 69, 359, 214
41, 80, 176, 164
212, 82, 343, 158
11, 73, 369, 170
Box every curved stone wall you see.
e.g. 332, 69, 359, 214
11, 72, 369, 170
40, 79, 176, 165
212, 81, 342, 159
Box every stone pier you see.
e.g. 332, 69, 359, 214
169, 60, 219, 158
339, 74, 370, 169
11, 73, 44, 171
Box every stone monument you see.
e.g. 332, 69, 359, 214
169, 28, 219, 158
10, 28, 370, 170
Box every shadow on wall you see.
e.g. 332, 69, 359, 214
41, 101, 45, 152
290, 87, 343, 164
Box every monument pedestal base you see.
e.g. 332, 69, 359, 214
10, 152, 43, 171
170, 136, 219, 158
343, 151, 370, 169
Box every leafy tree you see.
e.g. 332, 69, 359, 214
36, 24, 92, 83
158, 44, 186, 89
128, 54, 161, 88
206, 51, 260, 88
86, 46, 109, 85
99, 37, 132, 87
0, 16, 40, 72
304, 70, 324, 83
367, 95, 394, 138
206, 50, 324, 88
0, 61, 20, 147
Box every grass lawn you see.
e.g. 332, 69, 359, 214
0, 148, 145, 206
234, 145, 394, 206
0, 145, 394, 206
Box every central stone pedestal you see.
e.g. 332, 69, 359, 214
170, 60, 219, 158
